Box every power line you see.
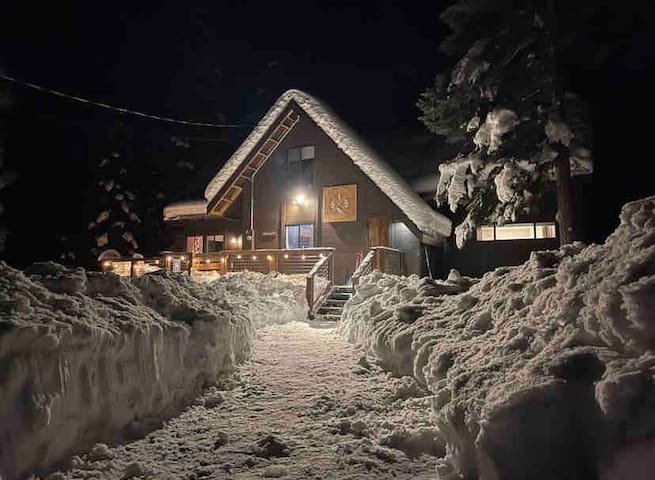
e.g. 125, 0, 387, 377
0, 73, 247, 128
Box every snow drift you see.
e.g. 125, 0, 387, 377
339, 196, 655, 479
0, 265, 305, 479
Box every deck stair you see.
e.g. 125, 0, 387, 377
315, 285, 354, 321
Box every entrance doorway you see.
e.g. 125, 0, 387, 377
367, 217, 389, 247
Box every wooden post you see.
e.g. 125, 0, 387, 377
555, 149, 576, 245
306, 275, 314, 315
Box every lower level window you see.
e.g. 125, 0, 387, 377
286, 224, 314, 249
476, 222, 557, 241
206, 234, 224, 252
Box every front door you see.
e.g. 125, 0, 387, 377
367, 217, 389, 247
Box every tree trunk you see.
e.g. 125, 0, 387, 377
555, 149, 576, 245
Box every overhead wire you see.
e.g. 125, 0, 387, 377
0, 73, 247, 128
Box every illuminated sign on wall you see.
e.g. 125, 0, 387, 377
322, 184, 357, 223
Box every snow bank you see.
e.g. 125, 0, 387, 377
0, 265, 304, 479
339, 196, 655, 480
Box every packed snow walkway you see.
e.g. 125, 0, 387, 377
51, 322, 442, 479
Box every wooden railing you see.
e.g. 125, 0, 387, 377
100, 246, 335, 318
305, 249, 335, 317
351, 246, 405, 287
191, 247, 334, 276
99, 253, 189, 277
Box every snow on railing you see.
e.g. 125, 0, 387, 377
305, 249, 334, 318
351, 246, 405, 288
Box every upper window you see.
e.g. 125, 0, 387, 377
476, 222, 557, 241
287, 145, 315, 186
285, 224, 314, 249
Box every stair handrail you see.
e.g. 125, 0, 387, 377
351, 246, 405, 288
306, 249, 335, 317
351, 249, 376, 288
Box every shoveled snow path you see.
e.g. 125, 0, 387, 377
52, 322, 440, 479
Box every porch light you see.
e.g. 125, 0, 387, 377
205, 259, 211, 263
103, 261, 112, 268
166, 255, 172, 261
294, 193, 305, 205
252, 255, 257, 260
231, 237, 238, 245
267, 255, 273, 261
180, 256, 186, 261
237, 255, 242, 259
154, 260, 159, 264
284, 254, 289, 259
301, 255, 306, 260
220, 257, 225, 262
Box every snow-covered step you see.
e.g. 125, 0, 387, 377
317, 306, 342, 316
312, 285, 355, 323
323, 298, 348, 307
314, 313, 341, 322
333, 285, 354, 294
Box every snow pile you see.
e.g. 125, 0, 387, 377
162, 199, 208, 220
0, 265, 305, 478
204, 89, 451, 238
338, 196, 655, 480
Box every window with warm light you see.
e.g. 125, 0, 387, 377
535, 222, 557, 239
206, 234, 224, 252
495, 223, 535, 240
285, 224, 314, 248
288, 145, 314, 186
476, 222, 557, 241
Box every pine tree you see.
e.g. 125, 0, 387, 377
418, 0, 597, 247
87, 121, 143, 261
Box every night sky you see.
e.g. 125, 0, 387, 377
1, 0, 654, 267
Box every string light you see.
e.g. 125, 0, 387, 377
0, 73, 247, 129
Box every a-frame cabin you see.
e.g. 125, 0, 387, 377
165, 89, 452, 284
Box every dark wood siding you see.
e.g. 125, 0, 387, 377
165, 217, 242, 253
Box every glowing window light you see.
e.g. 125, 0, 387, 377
166, 256, 173, 261
231, 237, 238, 245
103, 261, 112, 268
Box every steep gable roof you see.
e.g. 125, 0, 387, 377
205, 89, 451, 238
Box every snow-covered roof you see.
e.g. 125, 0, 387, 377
163, 199, 208, 220
204, 89, 452, 238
